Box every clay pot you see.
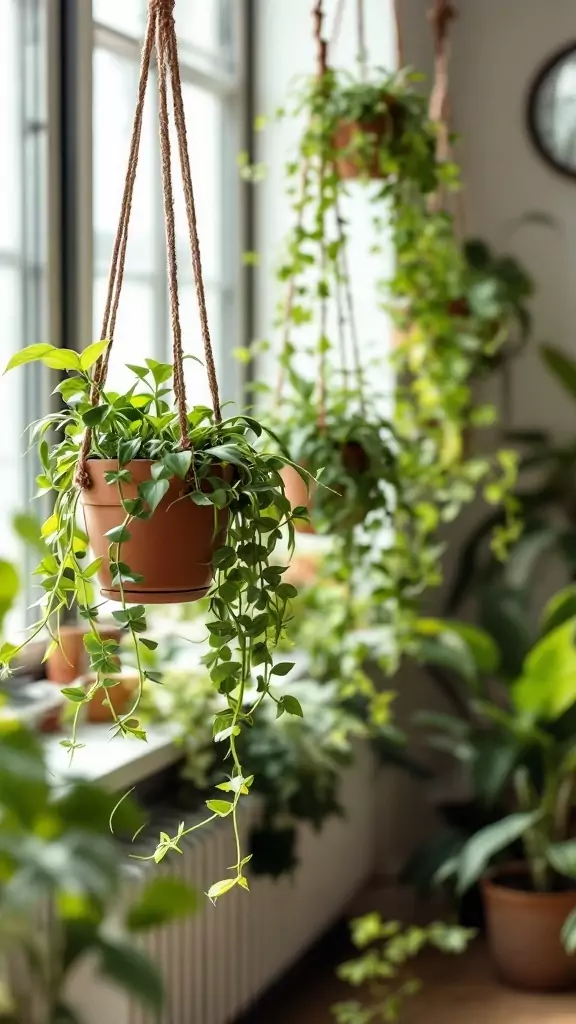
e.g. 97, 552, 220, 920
334, 97, 401, 180
80, 670, 139, 724
281, 466, 316, 535
282, 443, 369, 534
80, 460, 228, 604
482, 865, 576, 991
46, 624, 121, 684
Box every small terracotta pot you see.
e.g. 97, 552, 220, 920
46, 624, 121, 684
334, 97, 401, 180
282, 443, 369, 534
80, 460, 228, 605
81, 671, 139, 724
483, 864, 576, 991
281, 466, 316, 535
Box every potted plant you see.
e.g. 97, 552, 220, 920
332, 913, 474, 1022
2, 345, 303, 896
393, 236, 533, 378
286, 66, 442, 188
406, 596, 576, 990
0, 724, 197, 1022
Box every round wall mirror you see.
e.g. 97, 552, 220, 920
527, 43, 576, 179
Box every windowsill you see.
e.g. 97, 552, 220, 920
43, 721, 181, 791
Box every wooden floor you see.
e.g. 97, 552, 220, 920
244, 940, 576, 1023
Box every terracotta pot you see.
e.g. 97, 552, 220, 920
282, 444, 369, 534
46, 624, 121, 684
80, 671, 139, 724
334, 97, 401, 180
281, 466, 316, 535
482, 865, 576, 991
80, 460, 228, 604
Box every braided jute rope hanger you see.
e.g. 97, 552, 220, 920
76, 0, 221, 489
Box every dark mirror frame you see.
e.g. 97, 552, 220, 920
527, 41, 576, 182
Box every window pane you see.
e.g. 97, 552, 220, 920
93, 47, 156, 281
94, 278, 156, 391
171, 282, 221, 407
173, 84, 222, 283
0, 0, 21, 251
177, 1, 220, 55
93, 0, 144, 36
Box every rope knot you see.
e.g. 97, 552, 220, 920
428, 1, 457, 45
150, 0, 175, 15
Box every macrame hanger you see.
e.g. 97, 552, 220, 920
356, 0, 367, 80
393, 0, 405, 69
76, 0, 221, 489
427, 0, 466, 234
313, 0, 329, 429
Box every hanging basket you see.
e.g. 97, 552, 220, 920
282, 442, 369, 534
75, 0, 226, 605
81, 461, 229, 604
333, 99, 402, 181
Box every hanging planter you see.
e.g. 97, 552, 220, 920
80, 459, 230, 603
1, 0, 304, 902
280, 420, 390, 535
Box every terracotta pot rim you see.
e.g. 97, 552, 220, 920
483, 862, 576, 904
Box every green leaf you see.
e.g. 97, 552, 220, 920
547, 841, 576, 881
206, 799, 233, 817
280, 694, 304, 717
541, 585, 576, 636
204, 445, 246, 467
139, 478, 169, 513
457, 811, 541, 894
162, 451, 192, 479
127, 877, 198, 931
98, 936, 164, 1011
271, 661, 295, 677
82, 558, 103, 579
207, 877, 238, 901
139, 638, 158, 651
117, 438, 141, 467
562, 908, 576, 953
541, 344, 576, 404
105, 524, 131, 545
80, 340, 109, 371
61, 687, 87, 703
512, 618, 576, 720
276, 582, 298, 600
82, 405, 108, 428
412, 626, 478, 687
5, 343, 80, 373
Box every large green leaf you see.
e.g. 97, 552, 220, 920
503, 524, 560, 590
541, 344, 576, 404
547, 841, 576, 881
541, 585, 576, 636
0, 558, 19, 636
457, 811, 541, 894
513, 617, 576, 720
413, 621, 479, 686
127, 877, 198, 931
98, 935, 164, 1012
478, 584, 532, 682
471, 733, 519, 806
439, 621, 500, 675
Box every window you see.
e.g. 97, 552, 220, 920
0, 1, 246, 632
0, 0, 48, 631
92, 0, 243, 404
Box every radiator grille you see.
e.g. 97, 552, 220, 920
67, 744, 375, 1024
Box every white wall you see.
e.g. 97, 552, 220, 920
254, 0, 576, 878
402, 0, 576, 439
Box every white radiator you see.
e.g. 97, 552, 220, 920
67, 743, 375, 1023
